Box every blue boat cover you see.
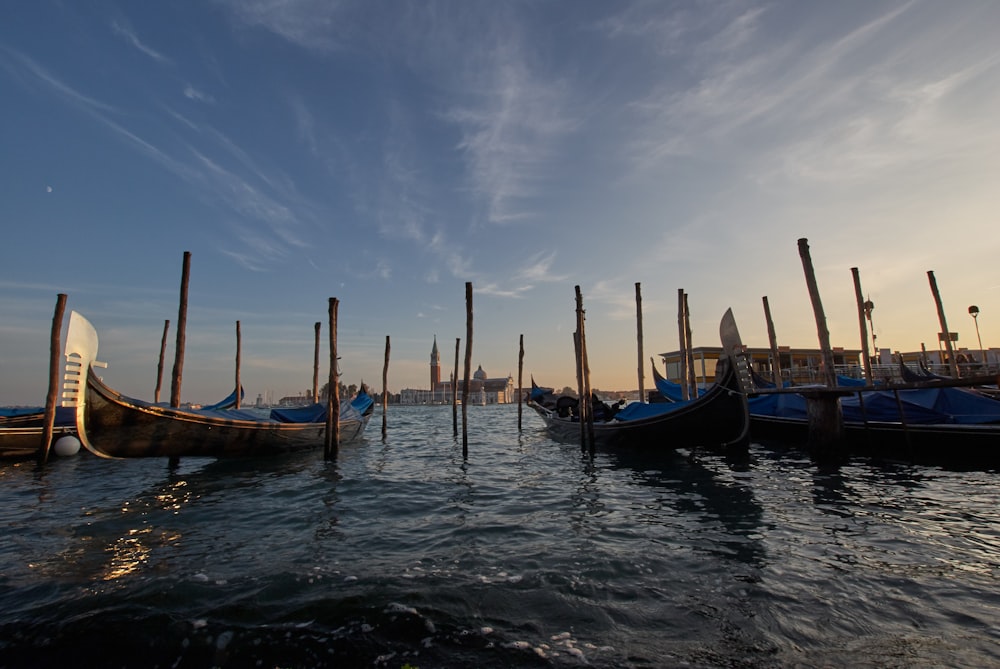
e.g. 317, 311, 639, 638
0, 407, 43, 417
749, 386, 1000, 425
612, 399, 697, 421
0, 406, 76, 425
202, 386, 245, 411
270, 391, 375, 424
653, 375, 706, 402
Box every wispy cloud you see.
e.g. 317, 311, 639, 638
444, 48, 578, 225
289, 94, 319, 155
2, 46, 324, 270
514, 251, 566, 284
111, 19, 171, 64
623, 3, 915, 165
215, 0, 353, 52
0, 47, 116, 114
183, 85, 215, 104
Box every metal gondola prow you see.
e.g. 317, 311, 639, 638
719, 308, 754, 395
62, 311, 107, 455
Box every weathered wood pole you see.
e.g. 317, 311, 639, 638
574, 330, 586, 450
684, 292, 697, 396
37, 293, 68, 465
762, 296, 782, 387
677, 289, 689, 400
797, 238, 843, 457
324, 298, 340, 460
583, 328, 595, 456
154, 319, 170, 403
170, 251, 191, 408
381, 335, 390, 440
575, 285, 595, 454
452, 338, 460, 438
798, 239, 838, 387
313, 322, 321, 403
635, 282, 645, 403
234, 320, 242, 409
517, 334, 524, 430
462, 283, 473, 458
927, 271, 960, 378
851, 268, 874, 385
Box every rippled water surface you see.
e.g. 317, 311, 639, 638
2, 405, 998, 668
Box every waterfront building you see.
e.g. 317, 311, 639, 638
398, 336, 515, 404
658, 343, 997, 387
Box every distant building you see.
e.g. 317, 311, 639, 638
399, 336, 515, 404
658, 343, 997, 387
658, 345, 864, 386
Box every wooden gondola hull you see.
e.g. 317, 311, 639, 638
0, 426, 75, 461
80, 369, 369, 459
750, 414, 1000, 469
529, 358, 749, 453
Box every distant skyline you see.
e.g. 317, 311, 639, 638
2, 1, 999, 405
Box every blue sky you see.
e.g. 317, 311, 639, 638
2, 1, 999, 405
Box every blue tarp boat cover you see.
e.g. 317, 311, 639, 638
0, 406, 76, 425
270, 391, 375, 424
749, 386, 1000, 425
611, 399, 698, 421
202, 386, 245, 411
0, 407, 43, 417
653, 375, 706, 402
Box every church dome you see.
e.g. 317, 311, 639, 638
473, 365, 487, 380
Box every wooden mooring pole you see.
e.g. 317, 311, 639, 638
381, 335, 390, 440
234, 321, 242, 409
928, 271, 961, 378
462, 283, 473, 458
797, 238, 844, 460
517, 334, 524, 430
575, 285, 594, 455
324, 298, 340, 460
154, 319, 169, 403
762, 296, 782, 387
313, 322, 321, 403
37, 293, 67, 466
684, 292, 697, 397
452, 338, 459, 438
635, 283, 645, 403
677, 289, 689, 400
170, 251, 191, 408
851, 268, 874, 385
574, 330, 585, 449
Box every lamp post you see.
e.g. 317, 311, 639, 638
969, 305, 985, 371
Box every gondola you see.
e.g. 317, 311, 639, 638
64, 311, 374, 459
526, 309, 751, 453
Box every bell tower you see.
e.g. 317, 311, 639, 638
430, 335, 441, 390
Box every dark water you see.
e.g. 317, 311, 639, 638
1, 405, 998, 668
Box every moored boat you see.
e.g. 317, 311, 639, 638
526, 309, 751, 453
64, 311, 374, 459
1, 407, 79, 461
748, 373, 1000, 468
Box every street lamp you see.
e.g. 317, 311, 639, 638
969, 305, 985, 371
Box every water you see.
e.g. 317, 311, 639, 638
1, 405, 998, 668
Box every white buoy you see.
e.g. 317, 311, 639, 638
53, 435, 81, 457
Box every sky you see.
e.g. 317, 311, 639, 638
2, 0, 999, 405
